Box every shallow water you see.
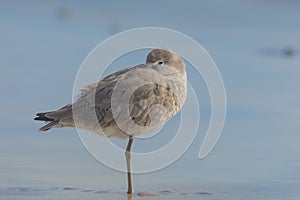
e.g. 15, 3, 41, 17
1, 183, 300, 200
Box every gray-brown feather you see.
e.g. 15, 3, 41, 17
34, 48, 187, 139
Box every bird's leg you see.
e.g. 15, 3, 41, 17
126, 136, 134, 195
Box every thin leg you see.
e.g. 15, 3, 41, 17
126, 136, 134, 195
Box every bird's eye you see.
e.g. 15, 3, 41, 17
158, 61, 164, 65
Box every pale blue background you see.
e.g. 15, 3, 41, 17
0, 0, 300, 199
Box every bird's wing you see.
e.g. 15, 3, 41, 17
39, 67, 133, 124
69, 66, 140, 129
38, 64, 178, 135
104, 66, 177, 133
128, 82, 176, 127
73, 64, 174, 130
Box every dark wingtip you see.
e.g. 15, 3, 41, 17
34, 113, 54, 121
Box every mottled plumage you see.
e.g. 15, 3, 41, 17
35, 48, 187, 139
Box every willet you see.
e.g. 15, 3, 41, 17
34, 47, 187, 195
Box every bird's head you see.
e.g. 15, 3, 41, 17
146, 47, 186, 76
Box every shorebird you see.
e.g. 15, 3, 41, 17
34, 47, 187, 195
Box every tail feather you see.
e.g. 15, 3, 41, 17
35, 105, 73, 131
34, 113, 54, 121
35, 112, 60, 131
39, 120, 61, 131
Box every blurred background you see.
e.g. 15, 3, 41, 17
0, 0, 300, 199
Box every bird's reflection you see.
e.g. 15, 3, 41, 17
127, 194, 134, 200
